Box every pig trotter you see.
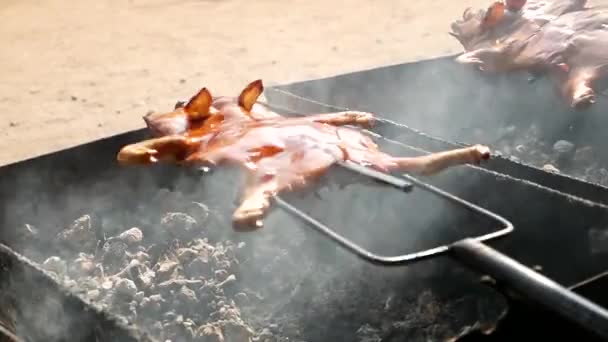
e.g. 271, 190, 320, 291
571, 85, 596, 109
232, 199, 268, 231
306, 111, 376, 128
562, 71, 598, 110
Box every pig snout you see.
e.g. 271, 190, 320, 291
143, 111, 189, 137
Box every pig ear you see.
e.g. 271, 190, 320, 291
184, 87, 212, 120
481, 2, 506, 29
238, 79, 264, 111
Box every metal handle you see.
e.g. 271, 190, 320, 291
450, 238, 608, 340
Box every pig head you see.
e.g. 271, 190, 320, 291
142, 80, 275, 137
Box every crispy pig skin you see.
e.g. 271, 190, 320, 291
117, 80, 491, 230
450, 0, 608, 109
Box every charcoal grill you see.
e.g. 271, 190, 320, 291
3, 57, 608, 342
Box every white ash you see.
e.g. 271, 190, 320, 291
56, 214, 97, 251
42, 256, 67, 276
115, 227, 144, 245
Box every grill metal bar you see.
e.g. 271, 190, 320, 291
337, 160, 413, 192
275, 154, 608, 341
451, 239, 608, 340
262, 89, 608, 339
275, 167, 513, 265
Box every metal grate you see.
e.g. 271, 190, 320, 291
257, 88, 608, 340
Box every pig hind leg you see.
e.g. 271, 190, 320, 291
232, 149, 338, 230
301, 111, 376, 128
384, 145, 491, 175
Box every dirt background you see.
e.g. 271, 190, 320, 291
1, 0, 604, 166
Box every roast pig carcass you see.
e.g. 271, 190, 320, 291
450, 0, 608, 109
117, 80, 491, 230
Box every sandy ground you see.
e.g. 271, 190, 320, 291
0, 0, 560, 165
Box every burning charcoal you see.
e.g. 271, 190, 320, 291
155, 256, 180, 281
177, 247, 199, 264
215, 269, 229, 282
191, 238, 215, 255
163, 311, 177, 322
127, 250, 150, 264
113, 259, 141, 279
86, 289, 101, 301
186, 256, 213, 279
115, 278, 137, 298
176, 285, 199, 308
102, 239, 129, 270
93, 263, 105, 278
183, 319, 197, 340
115, 227, 143, 245
217, 304, 243, 321
101, 278, 114, 291
42, 256, 67, 275
198, 282, 219, 304
56, 214, 96, 251
161, 212, 199, 240
72, 253, 96, 275
218, 274, 237, 293
140, 294, 165, 313
132, 263, 156, 290
127, 301, 138, 320
158, 279, 204, 293
63, 279, 78, 290
150, 321, 163, 338
223, 321, 254, 342
234, 292, 248, 306
197, 323, 224, 342
257, 328, 276, 342
134, 291, 145, 303
212, 254, 233, 272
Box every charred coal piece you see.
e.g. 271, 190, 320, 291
160, 212, 201, 241
56, 215, 98, 253
102, 240, 130, 273
112, 227, 144, 246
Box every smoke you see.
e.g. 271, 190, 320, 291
2, 54, 607, 342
